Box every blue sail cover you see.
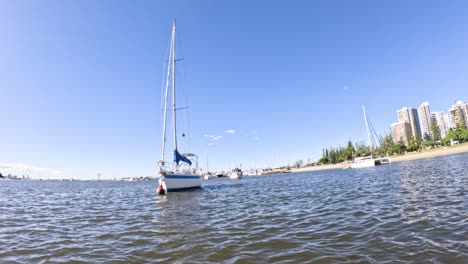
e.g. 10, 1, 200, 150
174, 149, 192, 166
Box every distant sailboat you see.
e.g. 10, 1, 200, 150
157, 19, 201, 194
351, 106, 376, 168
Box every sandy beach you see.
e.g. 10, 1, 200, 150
390, 143, 468, 162
292, 143, 468, 173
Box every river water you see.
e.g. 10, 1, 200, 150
1, 153, 467, 263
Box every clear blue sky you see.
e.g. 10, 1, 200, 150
1, 0, 468, 179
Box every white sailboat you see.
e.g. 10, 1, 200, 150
351, 106, 376, 168
157, 19, 201, 194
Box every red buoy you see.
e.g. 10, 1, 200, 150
157, 184, 166, 195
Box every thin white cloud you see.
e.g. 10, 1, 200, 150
0, 163, 62, 175
204, 134, 224, 146
204, 134, 223, 141
247, 129, 260, 141
225, 129, 236, 134
211, 135, 223, 141
343, 86, 350, 91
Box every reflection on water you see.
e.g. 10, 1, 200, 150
0, 153, 467, 263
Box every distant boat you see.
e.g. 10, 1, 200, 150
243, 169, 260, 176
230, 168, 242, 179
375, 157, 392, 165
157, 19, 201, 194
350, 156, 375, 168
202, 172, 214, 180
351, 106, 376, 169
350, 106, 390, 169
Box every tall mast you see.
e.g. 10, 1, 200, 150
160, 22, 174, 165
172, 19, 178, 150
362, 106, 373, 157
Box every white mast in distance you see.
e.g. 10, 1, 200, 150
362, 105, 373, 158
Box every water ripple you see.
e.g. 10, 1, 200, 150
0, 153, 467, 263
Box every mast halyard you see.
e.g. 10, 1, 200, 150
160, 32, 173, 167
172, 19, 178, 153
362, 106, 373, 158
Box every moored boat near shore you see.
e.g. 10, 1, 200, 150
375, 157, 392, 165
350, 156, 375, 168
351, 106, 391, 169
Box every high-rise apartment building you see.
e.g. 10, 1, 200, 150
391, 122, 412, 146
430, 112, 450, 139
396, 107, 421, 139
417, 102, 432, 140
449, 100, 468, 128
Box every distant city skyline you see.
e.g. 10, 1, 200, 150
431, 112, 450, 139
418, 102, 432, 140
396, 107, 421, 139
1, 1, 468, 179
390, 99, 466, 145
391, 122, 411, 146
449, 100, 468, 128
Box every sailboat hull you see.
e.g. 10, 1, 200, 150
350, 157, 376, 168
160, 173, 201, 192
375, 157, 392, 165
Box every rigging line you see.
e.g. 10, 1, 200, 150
177, 31, 191, 149
161, 31, 174, 163
160, 35, 173, 114
187, 107, 190, 153
176, 32, 192, 155
175, 106, 189, 154
371, 134, 378, 151
160, 107, 190, 111
182, 73, 191, 155
364, 109, 379, 149
160, 59, 166, 111
179, 107, 185, 151
369, 130, 377, 149
368, 119, 382, 146
371, 127, 380, 146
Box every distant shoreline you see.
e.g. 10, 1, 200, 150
292, 143, 468, 173
390, 143, 468, 163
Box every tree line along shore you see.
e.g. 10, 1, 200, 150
291, 142, 468, 173
316, 126, 468, 165
286, 126, 468, 172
